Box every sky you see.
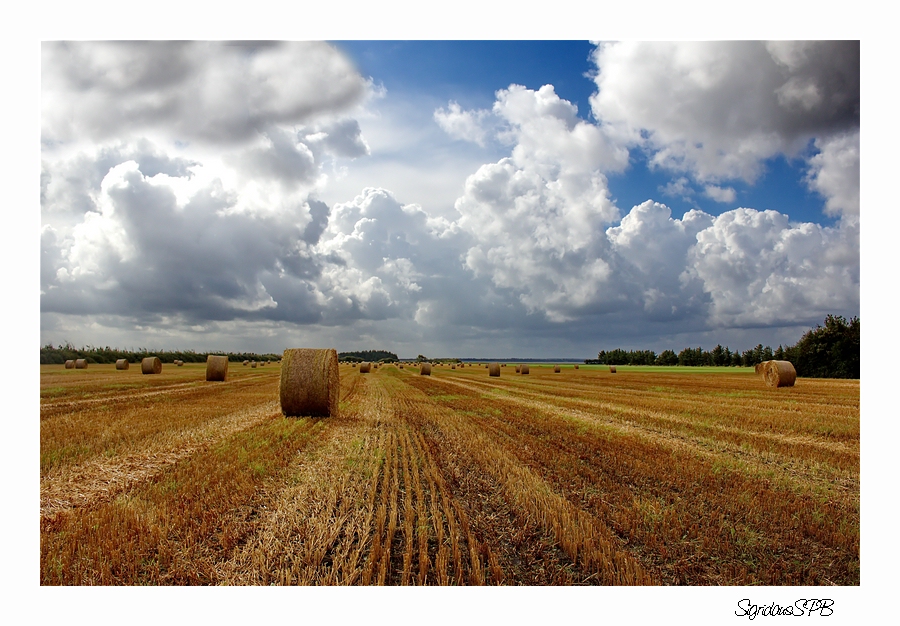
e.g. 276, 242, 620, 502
39, 40, 861, 359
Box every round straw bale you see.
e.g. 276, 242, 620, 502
451, 364, 456, 369
141, 357, 162, 374
352, 363, 357, 368
176, 360, 184, 366
763, 360, 796, 388
515, 365, 520, 373
206, 355, 229, 382
251, 361, 257, 368
359, 362, 371, 373
115, 359, 129, 370
554, 364, 561, 373
243, 360, 249, 366
520, 364, 529, 375
574, 364, 579, 370
75, 359, 88, 369
279, 348, 339, 417
420, 363, 432, 375
399, 364, 404, 369
65, 360, 75, 369
609, 365, 616, 373
754, 362, 765, 375
489, 363, 500, 377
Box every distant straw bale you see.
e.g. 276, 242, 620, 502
763, 360, 797, 388
420, 363, 432, 375
65, 360, 75, 369
360, 362, 371, 373
489, 363, 500, 377
520, 364, 529, 375
115, 359, 129, 370
451, 364, 456, 369
609, 365, 616, 373
75, 359, 88, 369
574, 364, 579, 370
251, 361, 257, 368
243, 360, 249, 366
554, 365, 561, 373
206, 355, 228, 382
515, 365, 520, 373
141, 357, 162, 375
279, 348, 339, 417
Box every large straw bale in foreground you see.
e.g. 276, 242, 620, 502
115, 359, 129, 370
75, 359, 88, 369
206, 355, 229, 382
141, 357, 162, 375
420, 363, 432, 375
763, 360, 796, 388
359, 362, 371, 373
65, 360, 75, 369
520, 364, 529, 375
489, 363, 500, 377
279, 348, 339, 417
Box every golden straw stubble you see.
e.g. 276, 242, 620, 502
206, 355, 229, 382
280, 348, 340, 417
141, 357, 162, 374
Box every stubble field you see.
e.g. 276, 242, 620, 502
40, 361, 859, 585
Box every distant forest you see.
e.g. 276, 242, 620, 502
587, 315, 859, 379
338, 350, 399, 363
39, 345, 281, 365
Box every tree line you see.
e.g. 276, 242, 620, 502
338, 350, 399, 363
40, 343, 281, 365
586, 315, 859, 379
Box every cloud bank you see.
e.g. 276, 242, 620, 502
41, 41, 859, 355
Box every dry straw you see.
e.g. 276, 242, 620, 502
574, 364, 579, 370
115, 359, 129, 370
359, 362, 371, 373
279, 348, 339, 417
75, 359, 88, 369
243, 360, 250, 366
515, 365, 520, 373
451, 364, 456, 369
754, 362, 764, 375
141, 357, 162, 375
489, 363, 500, 377
175, 360, 184, 366
609, 365, 617, 373
206, 355, 229, 382
420, 363, 432, 375
554, 365, 561, 373
251, 361, 257, 368
763, 360, 797, 388
65, 360, 75, 369
520, 364, 529, 375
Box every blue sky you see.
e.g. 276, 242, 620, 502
39, 40, 859, 358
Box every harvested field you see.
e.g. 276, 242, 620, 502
40, 362, 859, 585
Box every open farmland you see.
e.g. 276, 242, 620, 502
40, 362, 859, 585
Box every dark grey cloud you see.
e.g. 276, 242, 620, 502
42, 41, 369, 146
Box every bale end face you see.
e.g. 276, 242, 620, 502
280, 348, 339, 417
65, 360, 75, 369
763, 360, 797, 388
206, 355, 229, 382
141, 357, 162, 375
115, 359, 129, 370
